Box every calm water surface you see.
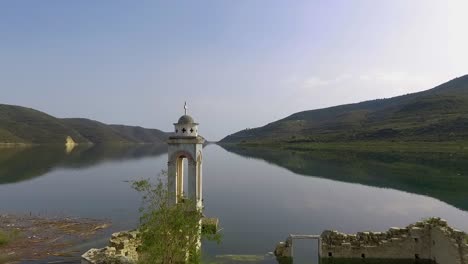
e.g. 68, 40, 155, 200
0, 144, 467, 263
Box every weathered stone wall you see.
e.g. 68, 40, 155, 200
320, 218, 467, 264
274, 237, 293, 264
274, 237, 293, 258
430, 221, 468, 264
81, 230, 140, 264
321, 226, 431, 260
275, 218, 468, 264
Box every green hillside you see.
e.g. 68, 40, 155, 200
61, 118, 130, 144
0, 104, 169, 145
221, 74, 468, 145
0, 104, 89, 145
109, 124, 168, 145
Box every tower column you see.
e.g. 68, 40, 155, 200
197, 161, 202, 208
187, 159, 197, 201
177, 157, 184, 199
167, 161, 177, 206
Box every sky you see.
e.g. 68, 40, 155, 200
1, 1, 468, 140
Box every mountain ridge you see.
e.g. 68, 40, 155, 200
0, 104, 169, 145
220, 74, 468, 144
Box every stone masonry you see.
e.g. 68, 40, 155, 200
81, 230, 140, 264
275, 218, 468, 264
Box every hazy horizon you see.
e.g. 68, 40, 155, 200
1, 1, 468, 140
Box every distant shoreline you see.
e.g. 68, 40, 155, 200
0, 142, 166, 148
0, 143, 33, 148
219, 140, 468, 153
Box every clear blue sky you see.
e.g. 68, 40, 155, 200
1, 1, 467, 140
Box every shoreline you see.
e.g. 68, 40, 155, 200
0, 213, 110, 263
219, 141, 468, 153
0, 142, 167, 149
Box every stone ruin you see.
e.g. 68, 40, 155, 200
81, 217, 219, 264
81, 230, 140, 264
275, 218, 468, 264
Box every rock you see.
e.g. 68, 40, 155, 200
82, 231, 140, 264
274, 240, 292, 258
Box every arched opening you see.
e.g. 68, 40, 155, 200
175, 155, 189, 201
173, 151, 196, 204
170, 149, 200, 207
182, 158, 189, 196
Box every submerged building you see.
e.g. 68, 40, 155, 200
275, 218, 468, 264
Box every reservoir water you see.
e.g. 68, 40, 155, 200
0, 144, 467, 263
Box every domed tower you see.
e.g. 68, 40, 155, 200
167, 102, 204, 209
174, 114, 199, 137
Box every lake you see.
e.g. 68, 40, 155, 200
0, 144, 467, 264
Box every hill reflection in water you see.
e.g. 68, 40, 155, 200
219, 144, 468, 212
0, 144, 167, 185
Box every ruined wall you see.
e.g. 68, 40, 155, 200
320, 226, 431, 260
319, 218, 467, 264
81, 230, 140, 264
430, 221, 468, 264
273, 218, 467, 264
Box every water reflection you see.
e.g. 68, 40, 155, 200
0, 144, 467, 263
0, 144, 167, 184
219, 145, 468, 211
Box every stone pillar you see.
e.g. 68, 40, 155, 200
318, 238, 322, 258
195, 146, 203, 209
177, 157, 184, 199
188, 159, 197, 201
167, 161, 177, 206
197, 160, 202, 208
288, 237, 294, 258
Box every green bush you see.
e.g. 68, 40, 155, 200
132, 171, 220, 264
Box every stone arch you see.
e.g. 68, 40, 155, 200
168, 150, 198, 203
169, 151, 195, 164
166, 138, 204, 209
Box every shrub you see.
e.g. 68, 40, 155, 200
132, 171, 220, 264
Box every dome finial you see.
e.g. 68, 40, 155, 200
184, 101, 188, 115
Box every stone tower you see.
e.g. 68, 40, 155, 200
167, 103, 204, 209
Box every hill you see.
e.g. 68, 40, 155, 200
0, 104, 169, 145
221, 74, 468, 144
60, 118, 130, 144
0, 105, 90, 145
60, 119, 169, 145
109, 124, 168, 145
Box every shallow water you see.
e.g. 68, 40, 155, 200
0, 144, 467, 263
